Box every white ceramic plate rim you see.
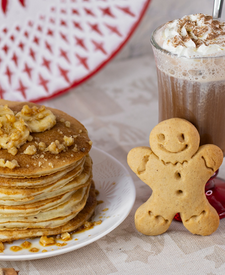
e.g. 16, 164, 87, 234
0, 146, 136, 261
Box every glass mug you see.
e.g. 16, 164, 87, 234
151, 26, 225, 219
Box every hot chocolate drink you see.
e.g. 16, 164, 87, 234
151, 14, 225, 155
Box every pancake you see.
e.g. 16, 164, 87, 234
0, 183, 97, 242
0, 100, 97, 243
0, 101, 92, 177
0, 158, 84, 188
0, 155, 91, 202
0, 184, 91, 229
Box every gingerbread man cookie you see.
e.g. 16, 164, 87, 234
127, 118, 223, 236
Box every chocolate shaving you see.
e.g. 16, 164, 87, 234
166, 13, 225, 49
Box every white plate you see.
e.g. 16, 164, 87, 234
0, 147, 135, 261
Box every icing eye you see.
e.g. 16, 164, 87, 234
178, 133, 185, 143
158, 133, 165, 142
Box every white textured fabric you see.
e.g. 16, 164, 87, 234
1, 0, 225, 274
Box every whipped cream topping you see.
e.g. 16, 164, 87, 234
155, 14, 225, 57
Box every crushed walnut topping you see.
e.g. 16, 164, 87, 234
72, 144, 78, 152
0, 159, 19, 169
8, 146, 18, 156
28, 135, 33, 142
40, 236, 56, 246
65, 121, 71, 128
61, 232, 71, 241
48, 162, 53, 168
24, 145, 37, 155
47, 140, 65, 154
0, 105, 30, 154
38, 142, 46, 151
63, 136, 74, 147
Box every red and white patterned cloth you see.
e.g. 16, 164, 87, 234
0, 0, 150, 102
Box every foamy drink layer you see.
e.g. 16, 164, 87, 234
155, 14, 225, 58
152, 14, 225, 82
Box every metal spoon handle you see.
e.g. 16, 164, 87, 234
213, 0, 224, 19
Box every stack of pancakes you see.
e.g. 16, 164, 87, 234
0, 100, 96, 242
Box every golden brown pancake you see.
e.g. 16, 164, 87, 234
0, 101, 92, 177
0, 182, 97, 242
0, 156, 91, 202
0, 159, 83, 188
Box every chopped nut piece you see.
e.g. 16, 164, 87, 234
63, 136, 74, 147
83, 221, 91, 228
0, 105, 30, 154
0, 159, 19, 169
61, 232, 71, 241
39, 142, 46, 151
79, 129, 82, 133
8, 146, 18, 156
0, 241, 4, 252
6, 113, 16, 123
28, 135, 33, 141
24, 145, 37, 155
48, 162, 53, 168
72, 144, 78, 152
65, 121, 71, 127
40, 236, 56, 246
60, 118, 65, 123
88, 140, 93, 146
57, 129, 63, 135
47, 140, 65, 154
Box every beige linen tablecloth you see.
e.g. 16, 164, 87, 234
1, 0, 225, 274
